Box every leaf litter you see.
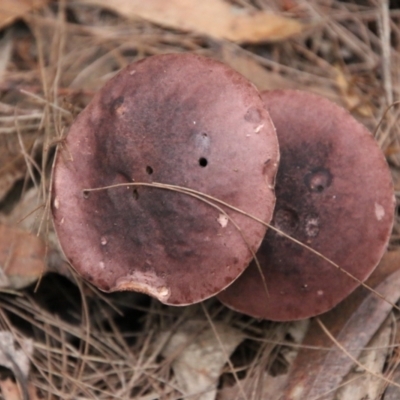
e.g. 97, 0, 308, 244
0, 1, 400, 399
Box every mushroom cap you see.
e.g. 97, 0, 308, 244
218, 89, 395, 321
51, 54, 279, 305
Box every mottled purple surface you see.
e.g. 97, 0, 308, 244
219, 90, 395, 320
52, 54, 279, 305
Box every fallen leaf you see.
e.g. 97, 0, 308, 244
216, 44, 299, 91
0, 123, 40, 202
0, 326, 36, 400
0, 148, 26, 204
0, 187, 43, 232
0, 331, 33, 379
282, 251, 400, 400
0, 224, 46, 289
218, 374, 287, 400
382, 307, 400, 399
336, 318, 391, 400
0, 379, 23, 400
0, 188, 74, 283
0, 0, 49, 30
80, 0, 307, 43
383, 369, 400, 399
281, 319, 311, 366
213, 44, 344, 107
0, 30, 12, 79
334, 64, 373, 117
217, 319, 309, 400
0, 378, 40, 400
161, 320, 243, 400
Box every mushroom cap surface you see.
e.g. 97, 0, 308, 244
218, 89, 395, 321
51, 54, 279, 305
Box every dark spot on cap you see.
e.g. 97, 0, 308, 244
244, 107, 262, 124
199, 157, 208, 167
51, 53, 280, 306
219, 89, 395, 321
304, 167, 332, 193
274, 208, 299, 235
110, 96, 125, 114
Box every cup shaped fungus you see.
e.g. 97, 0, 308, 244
218, 90, 395, 321
51, 54, 279, 306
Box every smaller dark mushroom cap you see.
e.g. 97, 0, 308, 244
51, 54, 279, 306
218, 89, 395, 321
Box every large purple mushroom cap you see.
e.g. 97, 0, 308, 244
51, 54, 279, 306
218, 89, 395, 321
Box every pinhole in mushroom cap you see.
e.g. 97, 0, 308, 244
218, 90, 395, 321
51, 54, 279, 305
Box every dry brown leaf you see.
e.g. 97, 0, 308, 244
334, 64, 374, 117
384, 369, 400, 399
282, 251, 400, 400
0, 151, 25, 204
0, 379, 23, 400
0, 332, 35, 400
0, 130, 38, 203
216, 45, 299, 91
214, 45, 343, 105
336, 318, 392, 400
0, 188, 42, 231
0, 224, 46, 289
161, 320, 243, 400
0, 187, 74, 283
218, 374, 287, 400
0, 332, 33, 379
217, 319, 309, 400
0, 30, 12, 79
80, 0, 307, 43
0, 0, 49, 30
382, 309, 400, 399
0, 378, 39, 400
